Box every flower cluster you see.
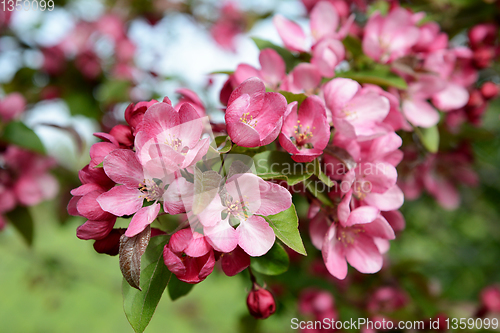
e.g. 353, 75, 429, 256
68, 0, 499, 325
0, 93, 58, 231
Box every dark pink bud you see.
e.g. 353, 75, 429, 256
124, 100, 158, 131
480, 82, 499, 100
481, 285, 500, 313
473, 46, 495, 69
246, 284, 276, 319
469, 23, 498, 49
467, 90, 484, 108
93, 228, 125, 255
163, 229, 215, 284
109, 124, 134, 147
221, 246, 250, 276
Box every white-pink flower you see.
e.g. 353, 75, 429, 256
197, 172, 292, 257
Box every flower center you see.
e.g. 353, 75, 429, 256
240, 112, 258, 128
166, 134, 183, 151
226, 197, 251, 219
138, 179, 163, 202
337, 225, 365, 246
292, 121, 314, 147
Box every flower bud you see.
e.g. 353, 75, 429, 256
246, 284, 276, 319
480, 82, 499, 100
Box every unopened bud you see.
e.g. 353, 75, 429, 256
480, 82, 499, 100
246, 284, 276, 319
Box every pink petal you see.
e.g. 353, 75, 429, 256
204, 218, 238, 253
97, 185, 143, 216
310, 1, 339, 41
273, 14, 307, 52
163, 177, 194, 215
309, 211, 329, 250
345, 234, 383, 274
431, 82, 469, 111
103, 149, 144, 188
227, 77, 265, 106
290, 63, 322, 92
163, 247, 186, 276
363, 216, 395, 240
321, 225, 348, 279
323, 78, 360, 115
255, 178, 292, 216
345, 206, 379, 227
381, 210, 405, 232
77, 219, 115, 240
258, 49, 286, 87
184, 232, 212, 258
89, 142, 117, 167
237, 215, 275, 257
77, 190, 113, 221
221, 246, 251, 276
197, 194, 225, 227
125, 203, 160, 237
402, 98, 440, 128
234, 64, 260, 86
364, 185, 404, 211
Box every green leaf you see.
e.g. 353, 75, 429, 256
342, 35, 363, 57
253, 151, 314, 186
305, 179, 333, 206
209, 70, 234, 75
123, 235, 172, 333
214, 135, 232, 154
168, 275, 194, 301
314, 159, 335, 187
251, 37, 300, 72
96, 80, 131, 105
262, 204, 306, 256
250, 242, 290, 275
415, 125, 440, 153
278, 91, 307, 107
336, 68, 407, 90
0, 121, 46, 154
5, 206, 34, 246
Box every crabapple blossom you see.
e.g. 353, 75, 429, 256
163, 228, 215, 284
225, 77, 287, 147
323, 78, 391, 140
362, 7, 421, 64
198, 172, 292, 257
279, 96, 330, 162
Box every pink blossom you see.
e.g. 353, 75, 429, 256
400, 75, 444, 128
0, 93, 26, 123
323, 78, 390, 140
198, 172, 292, 257
220, 246, 251, 276
362, 7, 421, 63
314, 191, 395, 279
233, 49, 286, 89
1, 146, 58, 231
280, 63, 322, 94
210, 2, 245, 52
367, 286, 409, 313
279, 96, 330, 162
412, 22, 448, 53
225, 77, 287, 147
174, 88, 206, 117
163, 228, 215, 284
134, 102, 210, 174
97, 149, 164, 237
274, 1, 350, 53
